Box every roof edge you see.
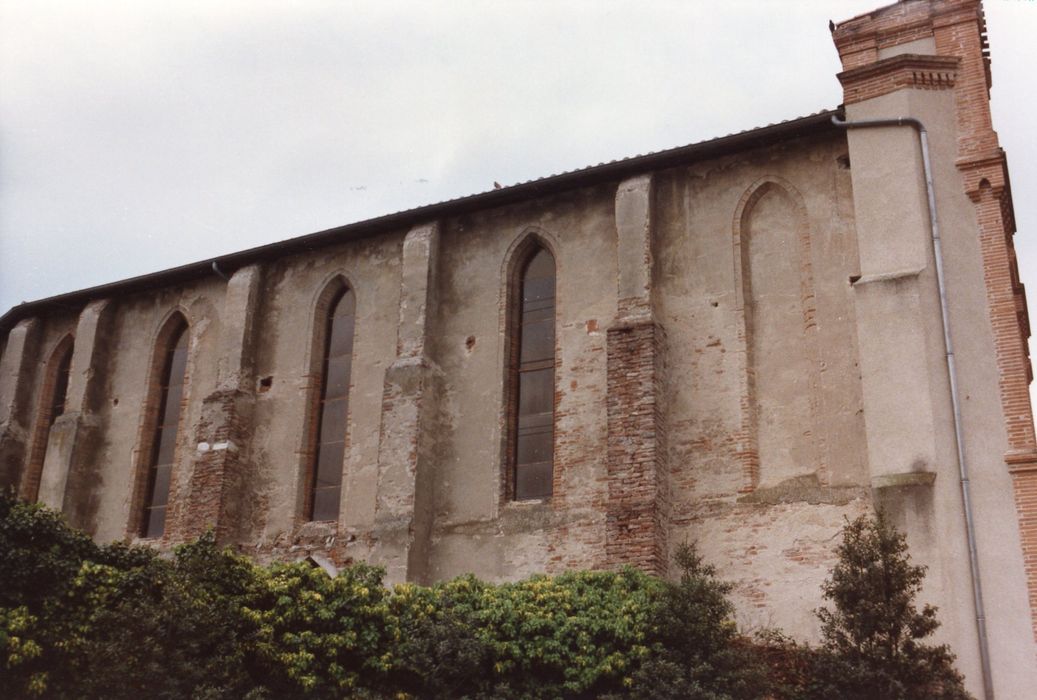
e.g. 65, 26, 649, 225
0, 107, 842, 334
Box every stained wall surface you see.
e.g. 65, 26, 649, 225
1, 133, 871, 632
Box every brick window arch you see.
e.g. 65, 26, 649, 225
138, 315, 190, 539
305, 282, 356, 521
507, 244, 556, 500
21, 335, 74, 502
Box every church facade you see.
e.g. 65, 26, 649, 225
1, 1, 1035, 695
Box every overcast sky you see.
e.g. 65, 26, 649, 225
2, 0, 1035, 332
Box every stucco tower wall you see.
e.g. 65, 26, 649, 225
835, 0, 1037, 695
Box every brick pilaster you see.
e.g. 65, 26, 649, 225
372, 222, 441, 584
605, 174, 669, 575
606, 319, 667, 575
38, 300, 114, 534
176, 265, 263, 544
0, 319, 41, 491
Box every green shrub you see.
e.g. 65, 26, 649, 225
619, 543, 768, 700
809, 512, 973, 700
0, 493, 975, 699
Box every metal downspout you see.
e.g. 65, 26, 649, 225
831, 115, 995, 700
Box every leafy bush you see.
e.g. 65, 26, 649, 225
0, 493, 973, 699
619, 544, 768, 700
808, 512, 973, 700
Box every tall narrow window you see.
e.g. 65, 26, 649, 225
23, 338, 73, 502
308, 287, 355, 521
511, 246, 556, 500
141, 322, 189, 538
49, 348, 73, 429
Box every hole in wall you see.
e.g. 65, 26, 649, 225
259, 376, 273, 392
112, 398, 119, 407
465, 335, 476, 351
710, 301, 719, 308
837, 154, 851, 169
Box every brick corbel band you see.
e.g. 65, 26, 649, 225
838, 53, 960, 104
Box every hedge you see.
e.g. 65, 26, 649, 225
0, 494, 971, 699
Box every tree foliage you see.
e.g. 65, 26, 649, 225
809, 512, 973, 700
619, 544, 767, 700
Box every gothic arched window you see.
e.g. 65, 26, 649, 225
509, 246, 556, 500
141, 320, 189, 538
307, 286, 356, 521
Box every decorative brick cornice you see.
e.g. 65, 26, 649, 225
838, 53, 959, 104
1007, 451, 1037, 475
833, 0, 982, 72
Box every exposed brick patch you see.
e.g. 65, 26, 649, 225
249, 520, 376, 572
606, 317, 668, 575
176, 388, 254, 543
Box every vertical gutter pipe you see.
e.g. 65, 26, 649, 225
831, 114, 994, 700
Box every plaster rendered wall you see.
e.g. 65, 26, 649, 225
653, 134, 871, 638
428, 185, 618, 581
68, 233, 407, 554
4, 100, 1032, 694
3, 1, 1035, 694
243, 233, 403, 562
89, 280, 224, 543
0, 130, 874, 642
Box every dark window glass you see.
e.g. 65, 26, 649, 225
150, 465, 172, 507
141, 324, 188, 538
325, 357, 352, 398
143, 505, 166, 540
512, 247, 555, 500
49, 347, 73, 427
308, 287, 356, 521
